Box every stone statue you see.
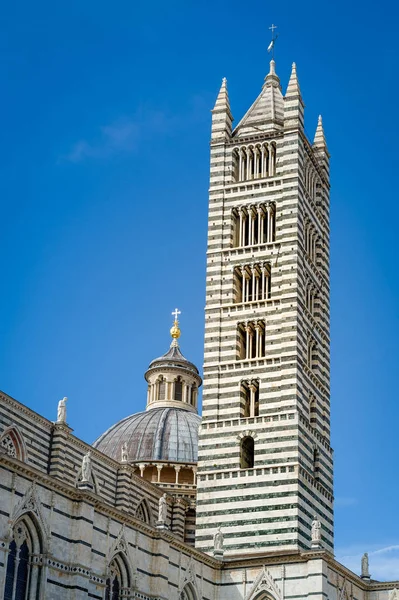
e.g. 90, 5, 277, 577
121, 442, 128, 462
158, 493, 168, 522
214, 527, 224, 551
361, 552, 370, 578
57, 397, 67, 423
311, 516, 321, 544
81, 451, 92, 482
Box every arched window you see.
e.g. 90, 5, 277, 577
158, 378, 166, 400
174, 378, 183, 402
240, 436, 255, 469
135, 499, 152, 525
180, 583, 198, 600
4, 516, 42, 600
0, 426, 27, 462
241, 381, 259, 418
104, 554, 130, 600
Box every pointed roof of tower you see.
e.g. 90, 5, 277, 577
285, 62, 302, 97
313, 115, 328, 152
233, 60, 284, 137
212, 77, 232, 116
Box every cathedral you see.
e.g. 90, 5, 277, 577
0, 55, 397, 600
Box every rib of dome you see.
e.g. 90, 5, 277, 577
93, 407, 201, 463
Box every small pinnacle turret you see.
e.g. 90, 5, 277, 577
283, 61, 304, 129
211, 77, 233, 141
285, 62, 301, 98
213, 77, 231, 114
313, 115, 328, 151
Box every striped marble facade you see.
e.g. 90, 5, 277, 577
196, 61, 333, 556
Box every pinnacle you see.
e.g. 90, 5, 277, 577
313, 114, 328, 150
285, 62, 301, 97
212, 77, 231, 113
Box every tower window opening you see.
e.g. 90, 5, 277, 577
240, 436, 255, 469
307, 337, 317, 371
237, 321, 265, 360
306, 281, 317, 316
241, 380, 259, 418
233, 142, 276, 183
234, 263, 271, 303
304, 218, 319, 263
309, 394, 317, 426
233, 203, 275, 248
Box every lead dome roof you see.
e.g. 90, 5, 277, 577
93, 407, 201, 463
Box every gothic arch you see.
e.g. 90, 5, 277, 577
0, 424, 28, 462
106, 525, 136, 598
105, 552, 132, 599
3, 512, 44, 600
11, 482, 50, 548
135, 498, 152, 525
180, 582, 198, 600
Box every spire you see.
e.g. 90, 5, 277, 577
211, 77, 233, 141
213, 77, 231, 114
313, 115, 328, 151
283, 61, 304, 130
233, 61, 284, 137
285, 62, 301, 97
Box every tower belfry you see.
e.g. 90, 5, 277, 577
196, 57, 333, 555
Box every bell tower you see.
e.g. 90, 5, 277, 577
195, 58, 333, 555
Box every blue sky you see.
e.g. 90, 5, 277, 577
1, 0, 398, 580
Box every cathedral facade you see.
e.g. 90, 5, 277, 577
0, 58, 397, 600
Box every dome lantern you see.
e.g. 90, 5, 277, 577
144, 310, 202, 413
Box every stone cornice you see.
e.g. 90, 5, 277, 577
0, 390, 54, 430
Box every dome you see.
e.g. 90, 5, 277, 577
93, 407, 201, 463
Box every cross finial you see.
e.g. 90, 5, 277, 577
172, 308, 181, 322
267, 24, 278, 59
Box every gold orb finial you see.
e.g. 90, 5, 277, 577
170, 308, 181, 347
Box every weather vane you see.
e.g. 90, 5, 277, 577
267, 24, 278, 59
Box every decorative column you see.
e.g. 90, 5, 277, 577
192, 465, 197, 485
138, 463, 146, 477
249, 383, 256, 417
174, 465, 181, 485
245, 325, 251, 360
254, 268, 259, 301
239, 150, 243, 181
241, 267, 247, 303
156, 465, 163, 483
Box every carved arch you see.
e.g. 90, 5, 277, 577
180, 582, 198, 600
106, 525, 136, 591
179, 557, 200, 600
11, 482, 49, 550
245, 566, 282, 600
0, 424, 28, 462
236, 430, 258, 444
